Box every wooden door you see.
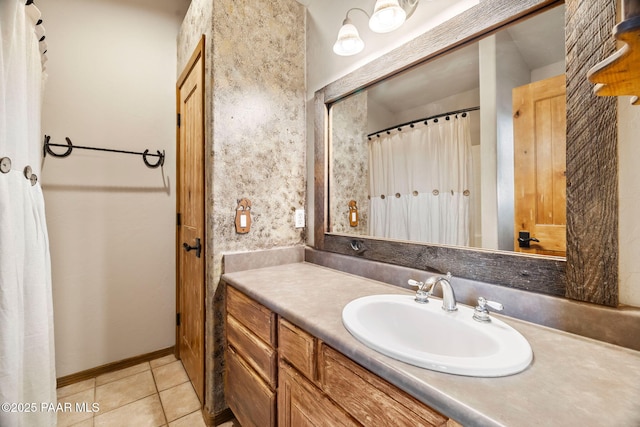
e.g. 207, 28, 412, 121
513, 74, 566, 257
176, 36, 205, 403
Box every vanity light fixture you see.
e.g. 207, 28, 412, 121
333, 0, 420, 56
369, 0, 406, 33
333, 9, 367, 56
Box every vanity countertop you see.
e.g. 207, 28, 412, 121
222, 262, 640, 427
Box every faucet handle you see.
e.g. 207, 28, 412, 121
408, 279, 425, 290
408, 279, 430, 304
473, 297, 503, 322
482, 298, 503, 312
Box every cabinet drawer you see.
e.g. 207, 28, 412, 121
227, 286, 276, 346
321, 345, 448, 427
278, 318, 317, 381
227, 314, 277, 388
226, 346, 276, 427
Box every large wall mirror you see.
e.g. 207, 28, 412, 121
314, 0, 619, 306
329, 5, 566, 256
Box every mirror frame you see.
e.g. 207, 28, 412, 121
314, 0, 619, 306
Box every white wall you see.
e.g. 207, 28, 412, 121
531, 60, 565, 82
494, 31, 531, 251
39, 0, 190, 377
478, 36, 499, 249
619, 99, 640, 307
367, 101, 396, 135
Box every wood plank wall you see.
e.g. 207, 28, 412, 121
565, 0, 618, 305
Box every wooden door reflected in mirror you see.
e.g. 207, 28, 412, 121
513, 74, 567, 257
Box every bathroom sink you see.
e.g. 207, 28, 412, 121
342, 294, 533, 377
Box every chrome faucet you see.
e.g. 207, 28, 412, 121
472, 297, 504, 322
427, 272, 457, 312
408, 272, 457, 312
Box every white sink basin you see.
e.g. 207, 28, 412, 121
342, 294, 533, 377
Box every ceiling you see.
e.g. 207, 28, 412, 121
506, 6, 565, 70
367, 4, 566, 115
371, 43, 480, 114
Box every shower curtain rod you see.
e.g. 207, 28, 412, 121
367, 106, 480, 139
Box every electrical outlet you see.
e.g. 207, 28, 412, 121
295, 209, 305, 228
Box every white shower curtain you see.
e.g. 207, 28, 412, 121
369, 115, 472, 246
0, 1, 57, 426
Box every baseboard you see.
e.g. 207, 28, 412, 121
56, 346, 175, 388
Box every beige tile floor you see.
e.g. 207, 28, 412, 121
55, 354, 235, 427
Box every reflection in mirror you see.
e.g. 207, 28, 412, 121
329, 5, 566, 257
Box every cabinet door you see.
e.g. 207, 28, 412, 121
320, 345, 448, 427
279, 318, 317, 382
226, 347, 276, 427
278, 360, 359, 427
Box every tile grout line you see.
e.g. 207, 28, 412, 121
91, 356, 177, 389
93, 363, 153, 418
60, 356, 182, 427
94, 391, 160, 419
168, 409, 203, 426
150, 361, 170, 426
93, 362, 158, 422
93, 362, 151, 388
93, 382, 96, 423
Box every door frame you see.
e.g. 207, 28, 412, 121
175, 34, 206, 387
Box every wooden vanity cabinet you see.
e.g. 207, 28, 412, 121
225, 287, 277, 427
225, 286, 462, 427
320, 345, 451, 427
277, 317, 454, 427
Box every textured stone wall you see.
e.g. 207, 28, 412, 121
330, 91, 369, 235
178, 0, 306, 416
211, 0, 306, 270
177, 0, 212, 76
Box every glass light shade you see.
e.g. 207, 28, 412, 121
369, 0, 407, 33
333, 19, 365, 56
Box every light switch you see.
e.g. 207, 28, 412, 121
295, 209, 305, 228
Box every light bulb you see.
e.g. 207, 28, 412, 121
369, 0, 406, 33
333, 19, 365, 56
